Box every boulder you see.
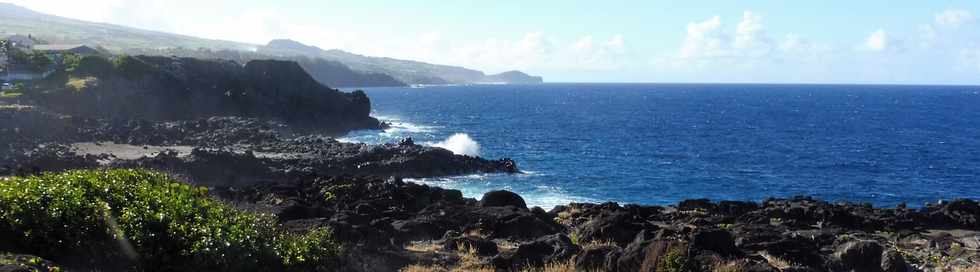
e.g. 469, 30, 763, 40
574, 245, 622, 271
837, 240, 884, 272
880, 250, 911, 272
616, 230, 655, 272
691, 229, 740, 258
492, 234, 580, 269
576, 210, 649, 246
480, 190, 527, 209
443, 236, 499, 256
489, 212, 563, 239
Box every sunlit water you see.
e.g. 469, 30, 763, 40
340, 83, 980, 209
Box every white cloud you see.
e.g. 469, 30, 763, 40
962, 48, 980, 72
569, 34, 627, 68
680, 16, 727, 58
857, 28, 906, 53
679, 11, 780, 59
448, 32, 632, 73
935, 9, 976, 28
734, 11, 772, 57
862, 29, 890, 51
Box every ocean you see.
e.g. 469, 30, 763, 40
340, 83, 980, 209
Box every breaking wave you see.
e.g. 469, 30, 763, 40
427, 133, 480, 157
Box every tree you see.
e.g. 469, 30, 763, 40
28, 51, 51, 73
62, 53, 82, 72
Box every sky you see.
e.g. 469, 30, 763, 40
7, 0, 980, 84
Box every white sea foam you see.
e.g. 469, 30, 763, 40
427, 133, 481, 157
384, 121, 438, 134
404, 173, 597, 210
337, 115, 440, 144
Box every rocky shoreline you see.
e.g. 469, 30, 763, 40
0, 107, 517, 181
204, 174, 980, 272
1, 55, 977, 271
3, 104, 978, 271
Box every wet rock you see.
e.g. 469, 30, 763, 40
679, 199, 715, 211
398, 137, 414, 146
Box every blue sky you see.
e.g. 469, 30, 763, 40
9, 0, 980, 84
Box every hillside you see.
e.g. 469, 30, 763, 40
0, 3, 250, 51
481, 71, 544, 84
0, 3, 543, 86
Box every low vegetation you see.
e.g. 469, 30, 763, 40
0, 169, 341, 271
65, 76, 98, 91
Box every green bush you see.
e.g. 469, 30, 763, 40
62, 53, 82, 72
111, 55, 158, 79
657, 245, 692, 272
72, 55, 114, 77
0, 169, 341, 271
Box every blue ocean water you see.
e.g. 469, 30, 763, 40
341, 84, 980, 209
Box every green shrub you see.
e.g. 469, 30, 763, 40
72, 55, 114, 77
0, 169, 341, 271
657, 245, 692, 272
111, 55, 158, 79
62, 53, 83, 72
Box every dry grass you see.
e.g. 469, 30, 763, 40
957, 266, 980, 272
713, 260, 748, 272
520, 259, 579, 272
497, 240, 520, 251
66, 76, 99, 91
760, 252, 795, 270
582, 239, 617, 250
400, 244, 494, 272
554, 207, 583, 225
405, 241, 442, 253
401, 265, 447, 272
0, 104, 33, 110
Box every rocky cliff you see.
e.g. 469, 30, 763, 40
31, 55, 382, 133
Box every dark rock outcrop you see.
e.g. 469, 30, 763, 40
480, 190, 527, 209
32, 55, 382, 133
492, 234, 580, 269
836, 241, 884, 272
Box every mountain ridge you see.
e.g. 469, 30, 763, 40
0, 3, 543, 85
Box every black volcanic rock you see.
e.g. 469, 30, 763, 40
480, 190, 528, 209
836, 241, 884, 272
32, 55, 382, 133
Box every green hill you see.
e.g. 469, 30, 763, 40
0, 3, 543, 86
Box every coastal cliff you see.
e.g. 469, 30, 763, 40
480, 71, 545, 84
30, 55, 382, 132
